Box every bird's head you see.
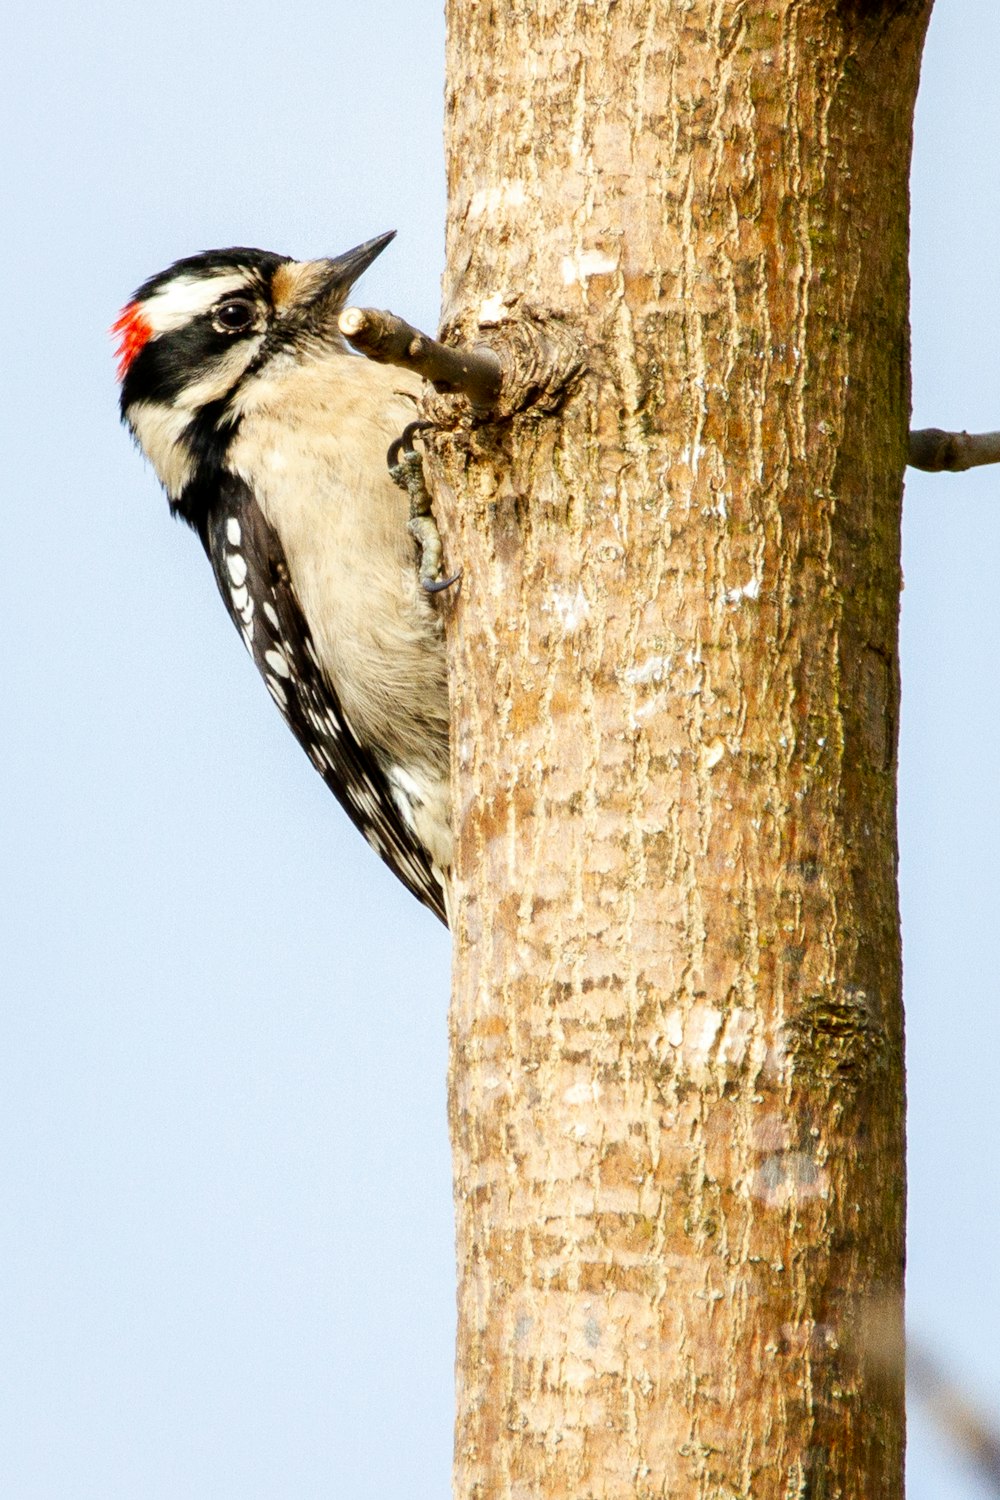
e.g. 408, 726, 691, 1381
114, 232, 395, 501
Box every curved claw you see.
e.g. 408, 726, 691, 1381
422, 569, 463, 596
386, 419, 434, 471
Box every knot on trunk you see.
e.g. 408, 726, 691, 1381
429, 307, 585, 424
783, 987, 890, 1088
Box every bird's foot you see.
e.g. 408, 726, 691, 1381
388, 422, 461, 595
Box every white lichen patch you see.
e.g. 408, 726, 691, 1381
563, 1079, 601, 1107
678, 440, 705, 476
468, 180, 527, 218
547, 584, 590, 630
726, 573, 762, 605
560, 249, 619, 285
702, 738, 726, 770
663, 1003, 723, 1064
630, 693, 668, 726
717, 1008, 754, 1068
477, 292, 510, 325
688, 1003, 724, 1059
625, 654, 672, 686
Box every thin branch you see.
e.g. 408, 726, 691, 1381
339, 306, 503, 412
908, 428, 1000, 472
908, 1343, 1000, 1493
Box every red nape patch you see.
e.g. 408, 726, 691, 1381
111, 302, 153, 381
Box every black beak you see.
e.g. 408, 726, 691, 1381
326, 230, 396, 290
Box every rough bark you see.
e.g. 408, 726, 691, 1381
431, 2, 932, 1496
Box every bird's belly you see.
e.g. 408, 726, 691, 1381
254, 456, 449, 776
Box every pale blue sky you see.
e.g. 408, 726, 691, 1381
1, 2, 997, 1496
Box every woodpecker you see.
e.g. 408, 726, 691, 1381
114, 234, 452, 923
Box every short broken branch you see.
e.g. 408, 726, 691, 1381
908, 428, 1000, 472
339, 306, 502, 413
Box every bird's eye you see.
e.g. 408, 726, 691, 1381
213, 299, 256, 334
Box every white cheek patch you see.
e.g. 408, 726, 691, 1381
140, 272, 250, 334
126, 399, 196, 499
173, 337, 266, 411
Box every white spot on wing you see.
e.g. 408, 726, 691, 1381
353, 786, 380, 819
264, 647, 291, 678
226, 517, 241, 545
227, 553, 247, 586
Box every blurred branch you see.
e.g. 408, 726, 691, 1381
909, 1342, 1000, 1493
908, 428, 1000, 472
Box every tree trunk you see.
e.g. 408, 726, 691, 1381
432, 2, 932, 1495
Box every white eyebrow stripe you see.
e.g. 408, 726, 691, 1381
141, 273, 251, 334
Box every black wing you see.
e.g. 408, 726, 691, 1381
202, 472, 448, 924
